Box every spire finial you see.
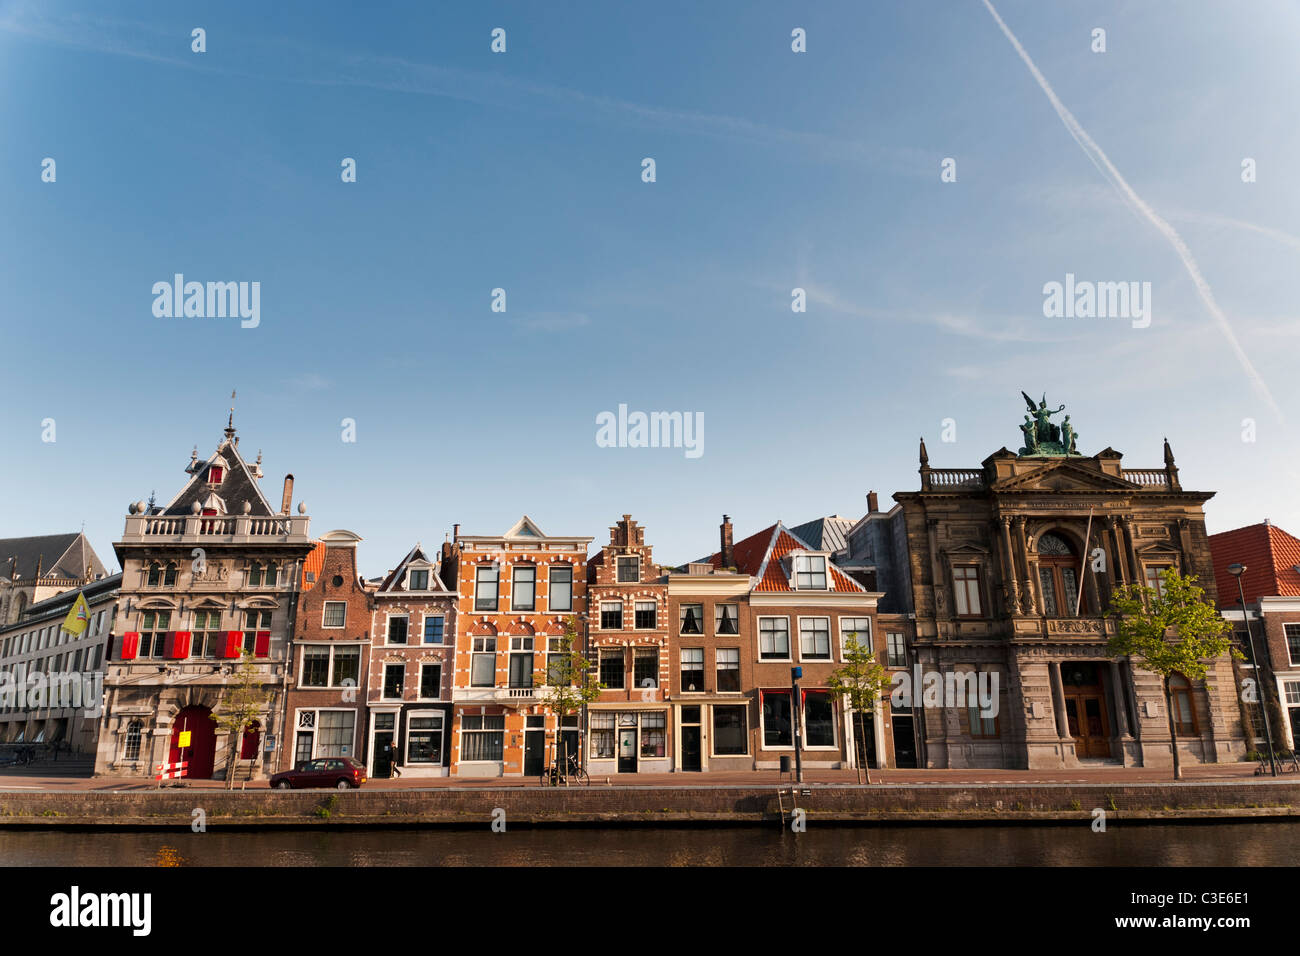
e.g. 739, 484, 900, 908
919, 436, 930, 466
225, 389, 236, 440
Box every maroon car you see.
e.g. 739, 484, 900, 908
271, 756, 367, 790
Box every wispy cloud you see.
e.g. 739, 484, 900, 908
981, 0, 1284, 423
0, 5, 923, 171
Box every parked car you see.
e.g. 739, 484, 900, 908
270, 757, 366, 790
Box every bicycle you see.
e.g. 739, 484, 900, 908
539, 753, 589, 787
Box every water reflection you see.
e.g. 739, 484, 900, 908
0, 823, 1296, 867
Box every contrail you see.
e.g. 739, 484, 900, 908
980, 0, 1283, 422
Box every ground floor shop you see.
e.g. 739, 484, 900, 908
366, 702, 453, 778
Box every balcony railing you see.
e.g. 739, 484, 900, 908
928, 469, 985, 489
1122, 469, 1168, 488
120, 513, 311, 544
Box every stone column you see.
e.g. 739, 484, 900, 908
999, 516, 1020, 616
1109, 660, 1131, 737
1105, 516, 1127, 590
1120, 516, 1141, 584
1014, 517, 1034, 615
1049, 662, 1071, 741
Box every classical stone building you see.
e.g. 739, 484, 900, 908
93, 416, 314, 780
895, 400, 1245, 770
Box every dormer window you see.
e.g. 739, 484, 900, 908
207, 465, 224, 484
408, 569, 429, 591
793, 554, 828, 589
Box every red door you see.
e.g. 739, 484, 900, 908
239, 720, 261, 759
168, 706, 216, 778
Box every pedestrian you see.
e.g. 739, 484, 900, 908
389, 741, 401, 779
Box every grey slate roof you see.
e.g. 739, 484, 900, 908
0, 533, 108, 582
161, 434, 277, 517
788, 515, 856, 555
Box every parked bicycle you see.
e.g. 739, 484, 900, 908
539, 752, 589, 787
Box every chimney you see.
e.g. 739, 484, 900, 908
720, 515, 734, 569
867, 491, 879, 513
453, 523, 460, 541
281, 474, 294, 515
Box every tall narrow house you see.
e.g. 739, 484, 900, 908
93, 415, 314, 780
442, 517, 592, 777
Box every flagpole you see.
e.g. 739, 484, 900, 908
1076, 506, 1094, 615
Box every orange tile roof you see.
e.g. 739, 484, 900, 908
1210, 522, 1300, 605
709, 522, 864, 593
301, 540, 326, 589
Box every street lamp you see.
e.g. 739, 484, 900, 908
1227, 563, 1277, 777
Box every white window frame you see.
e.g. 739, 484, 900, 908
797, 615, 832, 662
616, 555, 640, 583
511, 564, 537, 611
548, 564, 573, 612
417, 662, 444, 701
405, 710, 445, 764
294, 706, 358, 761
474, 565, 499, 612
322, 601, 347, 629
838, 616, 873, 659
793, 553, 828, 590
421, 613, 446, 645
758, 616, 791, 661
385, 612, 411, 645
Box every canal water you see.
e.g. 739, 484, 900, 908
1, 822, 1297, 866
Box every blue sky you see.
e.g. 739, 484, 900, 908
2, 0, 1298, 575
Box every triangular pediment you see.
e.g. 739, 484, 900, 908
993, 460, 1137, 493
504, 515, 546, 538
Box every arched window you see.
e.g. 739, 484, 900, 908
248, 562, 262, 587
1168, 674, 1197, 736
147, 562, 162, 587
265, 563, 278, 587
124, 720, 143, 761
163, 562, 177, 586
1037, 533, 1085, 616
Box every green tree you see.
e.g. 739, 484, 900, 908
536, 616, 603, 785
212, 652, 269, 790
826, 633, 894, 783
1106, 567, 1238, 780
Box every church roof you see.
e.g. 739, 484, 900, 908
0, 533, 108, 582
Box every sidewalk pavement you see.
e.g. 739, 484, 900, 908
0, 761, 1271, 792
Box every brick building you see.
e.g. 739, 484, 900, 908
895, 410, 1245, 770
281, 530, 372, 774
441, 517, 592, 777
665, 516, 881, 772
1210, 520, 1300, 752
585, 515, 670, 775
93, 415, 314, 780
367, 543, 457, 778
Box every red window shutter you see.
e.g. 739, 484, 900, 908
120, 632, 140, 661
254, 630, 271, 657
166, 631, 192, 659
222, 631, 243, 658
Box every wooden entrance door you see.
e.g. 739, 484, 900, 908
1060, 663, 1111, 758
168, 706, 216, 778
